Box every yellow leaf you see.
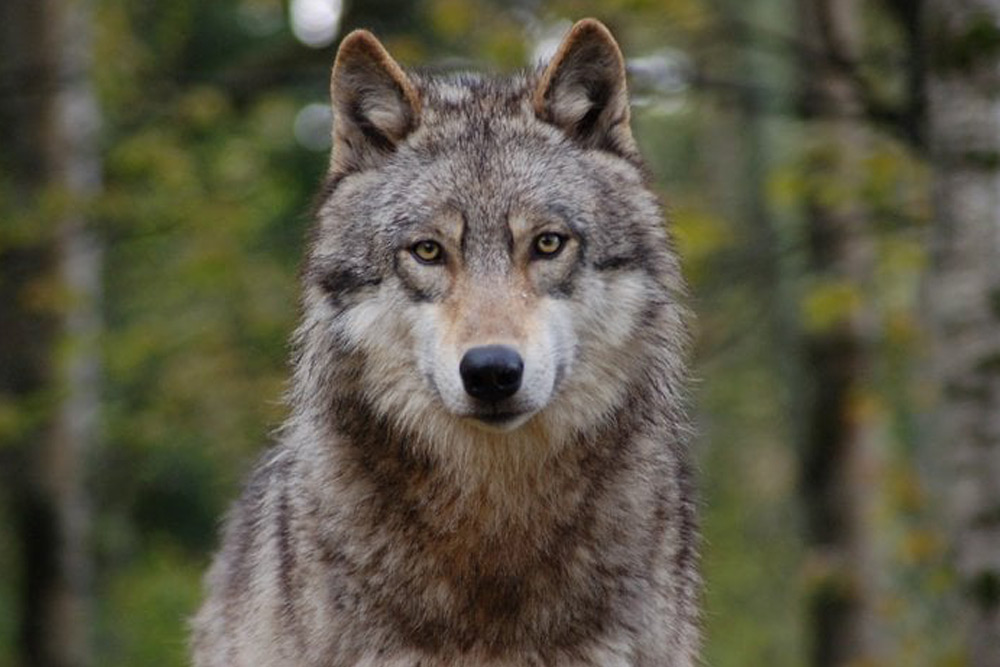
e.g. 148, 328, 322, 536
800, 279, 861, 332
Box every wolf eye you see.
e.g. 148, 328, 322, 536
411, 240, 443, 264
533, 232, 565, 258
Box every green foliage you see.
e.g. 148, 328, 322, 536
930, 11, 1000, 72
968, 571, 1000, 611
0, 503, 17, 667
425, 0, 528, 68
699, 355, 806, 666
98, 544, 205, 667
800, 279, 863, 333
671, 204, 734, 286
63, 1, 323, 658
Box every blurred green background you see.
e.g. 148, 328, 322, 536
0, 0, 991, 665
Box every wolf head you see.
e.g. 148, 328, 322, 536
294, 20, 687, 455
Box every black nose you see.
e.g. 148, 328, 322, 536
459, 345, 523, 402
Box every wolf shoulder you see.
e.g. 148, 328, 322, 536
190, 446, 306, 666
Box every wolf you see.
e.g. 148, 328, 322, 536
191, 18, 699, 667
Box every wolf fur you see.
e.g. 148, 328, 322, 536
191, 19, 699, 666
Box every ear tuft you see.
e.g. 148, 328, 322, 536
329, 30, 421, 175
533, 19, 636, 157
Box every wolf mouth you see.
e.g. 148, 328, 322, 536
464, 409, 534, 431
472, 411, 523, 424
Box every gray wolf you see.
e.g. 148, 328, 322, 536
191, 18, 699, 666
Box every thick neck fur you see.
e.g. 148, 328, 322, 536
291, 379, 650, 534
279, 342, 678, 655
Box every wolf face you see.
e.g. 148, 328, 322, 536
299, 21, 685, 451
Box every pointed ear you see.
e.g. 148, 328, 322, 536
533, 19, 636, 157
329, 30, 421, 175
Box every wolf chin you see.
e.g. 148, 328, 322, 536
192, 18, 699, 666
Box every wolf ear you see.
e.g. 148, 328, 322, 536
533, 19, 637, 158
329, 30, 421, 175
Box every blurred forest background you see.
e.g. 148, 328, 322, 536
1, 0, 999, 665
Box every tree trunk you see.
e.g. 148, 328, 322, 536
924, 2, 1000, 665
0, 0, 102, 665
798, 1, 886, 664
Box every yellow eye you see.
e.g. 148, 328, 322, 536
533, 232, 564, 257
411, 240, 443, 264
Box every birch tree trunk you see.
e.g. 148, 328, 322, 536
925, 2, 1000, 664
798, 1, 886, 664
44, 0, 102, 661
0, 0, 102, 665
